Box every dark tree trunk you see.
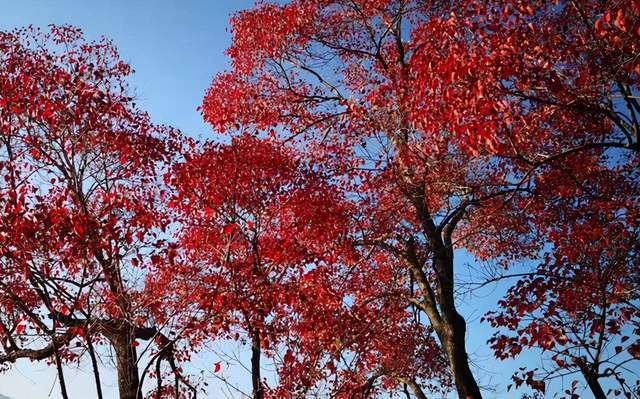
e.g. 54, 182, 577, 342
251, 329, 264, 399
86, 332, 104, 399
53, 343, 70, 399
402, 240, 483, 399
438, 313, 482, 399
392, 124, 483, 399
156, 357, 163, 399
405, 379, 429, 399
582, 369, 606, 399
112, 330, 142, 399
432, 249, 483, 399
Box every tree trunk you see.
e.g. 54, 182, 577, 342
112, 330, 142, 399
53, 342, 70, 399
405, 379, 429, 399
582, 369, 606, 399
251, 329, 263, 399
432, 247, 483, 399
437, 313, 482, 399
404, 246, 483, 399
86, 332, 104, 399
393, 129, 483, 399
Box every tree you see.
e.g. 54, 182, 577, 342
164, 135, 352, 398
1, 1, 638, 397
485, 172, 640, 398
164, 134, 452, 398
0, 26, 188, 399
433, 1, 640, 397
201, 2, 545, 398
269, 247, 452, 399
202, 1, 640, 397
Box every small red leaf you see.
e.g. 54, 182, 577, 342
74, 221, 85, 236
223, 223, 236, 235
204, 207, 215, 218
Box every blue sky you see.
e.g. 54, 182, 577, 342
0, 0, 255, 138
0, 1, 600, 398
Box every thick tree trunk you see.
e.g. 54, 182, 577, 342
403, 241, 483, 399
437, 313, 482, 399
432, 249, 482, 399
251, 329, 263, 399
112, 331, 142, 399
582, 369, 606, 399
392, 123, 482, 398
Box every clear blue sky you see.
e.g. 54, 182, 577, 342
0, 0, 256, 138
0, 1, 593, 398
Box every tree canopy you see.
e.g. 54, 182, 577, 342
1, 1, 639, 398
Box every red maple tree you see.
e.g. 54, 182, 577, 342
163, 135, 452, 398
201, 1, 639, 398
0, 26, 189, 399
200, 1, 543, 398
458, 2, 640, 397
1, 1, 638, 398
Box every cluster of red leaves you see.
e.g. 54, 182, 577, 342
0, 25, 189, 396
1, 0, 640, 398
154, 134, 454, 396
198, 0, 640, 398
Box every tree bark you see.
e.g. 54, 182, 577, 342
404, 249, 483, 399
156, 357, 163, 399
52, 342, 70, 399
582, 369, 606, 399
404, 378, 429, 399
437, 314, 482, 399
389, 109, 483, 398
406, 228, 483, 398
86, 332, 104, 399
251, 329, 263, 399
112, 330, 142, 399
433, 253, 482, 399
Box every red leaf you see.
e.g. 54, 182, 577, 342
204, 207, 215, 218
73, 221, 85, 236
223, 223, 237, 235
43, 102, 54, 120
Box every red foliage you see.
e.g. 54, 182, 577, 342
0, 25, 187, 398
199, 0, 640, 397
1, 1, 639, 398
